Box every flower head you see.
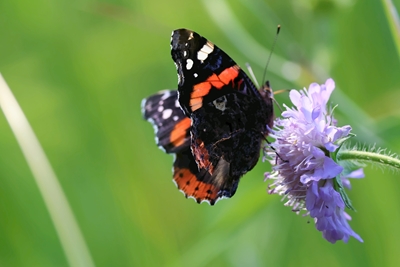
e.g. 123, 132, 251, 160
265, 78, 363, 243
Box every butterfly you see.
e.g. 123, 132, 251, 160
141, 29, 274, 205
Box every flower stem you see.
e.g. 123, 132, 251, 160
337, 149, 400, 170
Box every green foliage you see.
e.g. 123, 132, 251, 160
0, 0, 399, 266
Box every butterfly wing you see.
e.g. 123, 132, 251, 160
170, 29, 274, 198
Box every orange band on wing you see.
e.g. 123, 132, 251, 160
173, 167, 219, 203
170, 117, 191, 147
189, 98, 203, 111
191, 74, 215, 98
217, 65, 240, 86
189, 65, 240, 112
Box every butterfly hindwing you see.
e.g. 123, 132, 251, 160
173, 149, 238, 205
141, 90, 190, 153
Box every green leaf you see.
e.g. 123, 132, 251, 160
333, 176, 356, 211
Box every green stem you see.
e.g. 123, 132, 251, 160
337, 149, 400, 170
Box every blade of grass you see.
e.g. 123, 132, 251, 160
381, 0, 400, 60
0, 74, 95, 267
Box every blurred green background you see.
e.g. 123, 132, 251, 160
1, 0, 400, 266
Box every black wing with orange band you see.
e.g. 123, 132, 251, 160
141, 29, 274, 205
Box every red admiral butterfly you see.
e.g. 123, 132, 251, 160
141, 29, 274, 205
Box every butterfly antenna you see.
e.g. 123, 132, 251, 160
245, 63, 260, 88
261, 25, 281, 85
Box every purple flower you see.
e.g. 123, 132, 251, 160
265, 78, 364, 243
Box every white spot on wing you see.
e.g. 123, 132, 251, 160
161, 91, 171, 100
157, 105, 164, 112
173, 116, 179, 121
194, 73, 198, 78
186, 59, 194, 70
203, 41, 214, 53
162, 109, 173, 119
175, 99, 180, 108
213, 95, 228, 111
183, 51, 187, 57
197, 51, 208, 61
197, 41, 214, 62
